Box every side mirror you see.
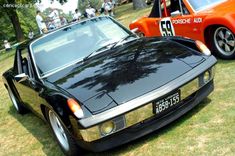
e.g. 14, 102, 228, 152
15, 73, 29, 82
171, 10, 181, 17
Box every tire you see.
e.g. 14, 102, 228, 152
7, 87, 27, 114
211, 26, 235, 59
45, 107, 83, 156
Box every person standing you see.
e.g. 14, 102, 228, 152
36, 10, 48, 34
60, 16, 68, 26
49, 9, 61, 28
85, 5, 96, 18
73, 9, 82, 21
4, 40, 11, 52
102, 0, 114, 16
28, 29, 34, 39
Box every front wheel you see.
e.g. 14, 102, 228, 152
212, 26, 235, 59
45, 107, 83, 156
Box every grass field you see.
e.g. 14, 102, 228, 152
1, 3, 235, 156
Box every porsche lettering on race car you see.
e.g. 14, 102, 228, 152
172, 18, 191, 24
159, 18, 175, 36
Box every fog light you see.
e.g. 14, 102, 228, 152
203, 71, 211, 83
100, 121, 115, 136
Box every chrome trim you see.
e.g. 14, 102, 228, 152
78, 61, 216, 142
80, 126, 100, 142
79, 56, 216, 128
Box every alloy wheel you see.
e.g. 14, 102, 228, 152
214, 27, 235, 57
48, 110, 69, 151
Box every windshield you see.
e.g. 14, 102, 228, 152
31, 16, 131, 77
187, 0, 225, 11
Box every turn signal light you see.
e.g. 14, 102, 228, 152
67, 98, 84, 119
195, 40, 211, 56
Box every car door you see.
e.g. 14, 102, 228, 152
13, 47, 42, 115
158, 0, 204, 41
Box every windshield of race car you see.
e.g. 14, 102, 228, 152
31, 17, 131, 77
188, 0, 224, 11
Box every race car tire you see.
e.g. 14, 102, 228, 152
212, 26, 235, 59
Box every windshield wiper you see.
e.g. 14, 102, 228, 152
110, 33, 137, 49
83, 42, 116, 61
83, 34, 137, 61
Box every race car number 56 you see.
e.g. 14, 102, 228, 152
159, 18, 175, 36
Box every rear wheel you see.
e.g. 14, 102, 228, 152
212, 26, 235, 59
45, 107, 83, 156
7, 87, 27, 114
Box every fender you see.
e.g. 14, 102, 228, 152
203, 15, 235, 34
129, 17, 151, 36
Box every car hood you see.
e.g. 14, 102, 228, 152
45, 38, 205, 114
197, 0, 235, 15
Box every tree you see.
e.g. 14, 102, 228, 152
0, 2, 38, 42
0, 0, 28, 42
132, 0, 147, 9
0, 0, 68, 42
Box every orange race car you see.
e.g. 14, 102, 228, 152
129, 0, 235, 59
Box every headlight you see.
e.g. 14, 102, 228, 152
99, 121, 115, 136
195, 40, 211, 56
199, 66, 215, 86
203, 70, 211, 83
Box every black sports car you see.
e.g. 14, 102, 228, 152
2, 16, 216, 155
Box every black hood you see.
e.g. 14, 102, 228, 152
45, 38, 205, 114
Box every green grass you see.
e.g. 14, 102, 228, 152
1, 3, 235, 156
0, 49, 16, 62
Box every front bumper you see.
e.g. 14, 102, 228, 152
77, 80, 214, 152
68, 56, 216, 151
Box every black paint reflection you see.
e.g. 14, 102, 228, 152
58, 39, 190, 98
46, 38, 204, 112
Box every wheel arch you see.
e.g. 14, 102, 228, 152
129, 18, 150, 36
3, 75, 23, 103
204, 24, 222, 51
41, 93, 73, 127
40, 94, 82, 139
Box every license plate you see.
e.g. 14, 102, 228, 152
153, 90, 181, 114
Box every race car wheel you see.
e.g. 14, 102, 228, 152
212, 26, 235, 59
7, 87, 27, 114
45, 107, 83, 156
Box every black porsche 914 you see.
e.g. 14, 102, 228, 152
2, 16, 216, 155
